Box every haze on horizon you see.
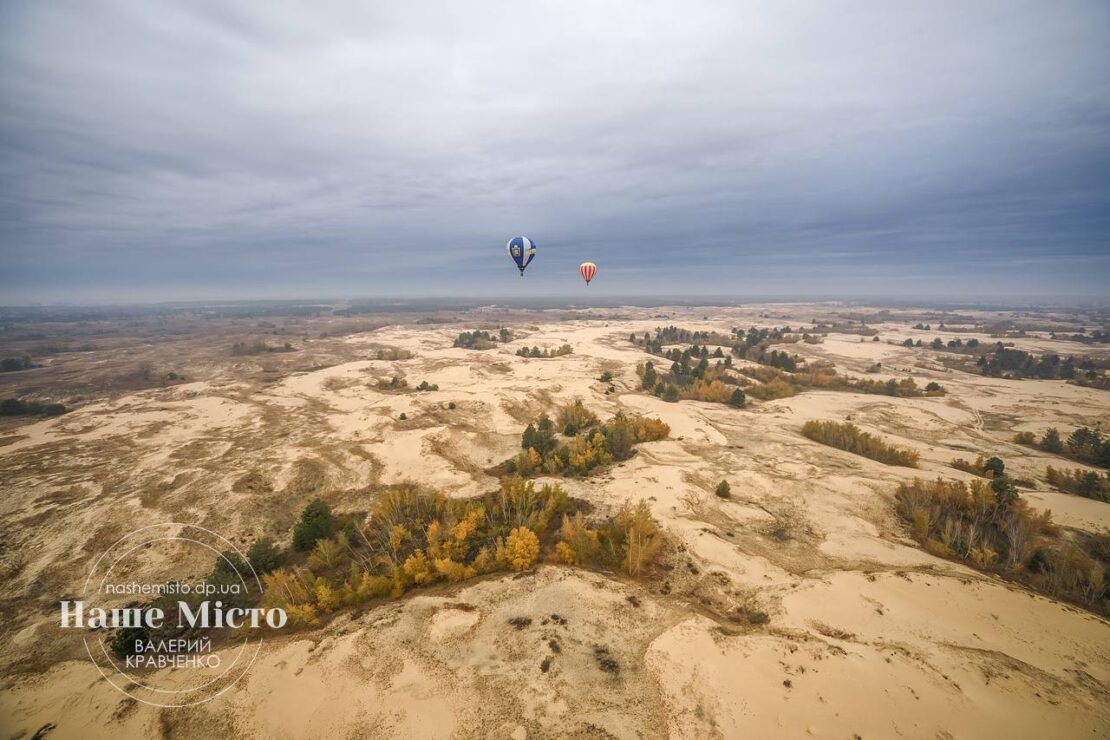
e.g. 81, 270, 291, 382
1, 1, 1108, 305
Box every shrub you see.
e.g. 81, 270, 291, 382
715, 480, 731, 498
556, 400, 600, 430
399, 412, 407, 420
801, 420, 919, 467
729, 389, 746, 408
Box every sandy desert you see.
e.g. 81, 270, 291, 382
0, 302, 1106, 739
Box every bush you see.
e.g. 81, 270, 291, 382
715, 480, 731, 498
399, 412, 407, 420
801, 420, 919, 467
729, 389, 746, 408
377, 376, 408, 390
556, 400, 600, 430
293, 499, 336, 551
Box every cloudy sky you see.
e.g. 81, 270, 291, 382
1, 1, 1108, 304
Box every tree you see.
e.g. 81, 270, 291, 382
521, 423, 537, 451
982, 457, 1006, 478
663, 385, 679, 403
729, 389, 746, 408
293, 499, 335, 551
641, 361, 657, 390
1040, 427, 1063, 453
534, 415, 556, 454
925, 381, 941, 392
500, 527, 540, 571
211, 549, 248, 580
715, 480, 731, 498
247, 537, 285, 574
990, 477, 1019, 508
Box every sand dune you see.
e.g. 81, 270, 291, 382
1, 304, 1107, 738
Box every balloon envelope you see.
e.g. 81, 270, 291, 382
579, 261, 597, 285
506, 236, 537, 275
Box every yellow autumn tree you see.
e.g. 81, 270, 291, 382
403, 549, 436, 584
556, 512, 600, 566
314, 580, 341, 613
618, 501, 663, 576
497, 527, 539, 571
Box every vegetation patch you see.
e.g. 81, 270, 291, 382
516, 344, 573, 358
924, 338, 1108, 387
494, 406, 670, 478
1044, 466, 1110, 502
895, 478, 1108, 615
631, 325, 942, 404
0, 398, 67, 417
453, 329, 512, 350
1014, 426, 1110, 469
801, 420, 919, 467
259, 478, 665, 627
231, 340, 295, 355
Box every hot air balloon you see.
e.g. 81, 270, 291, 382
506, 236, 537, 276
579, 261, 597, 286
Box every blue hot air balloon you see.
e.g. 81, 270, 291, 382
506, 236, 537, 276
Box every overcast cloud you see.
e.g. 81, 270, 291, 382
1, 1, 1108, 303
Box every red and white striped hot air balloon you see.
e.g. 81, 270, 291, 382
578, 261, 597, 286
